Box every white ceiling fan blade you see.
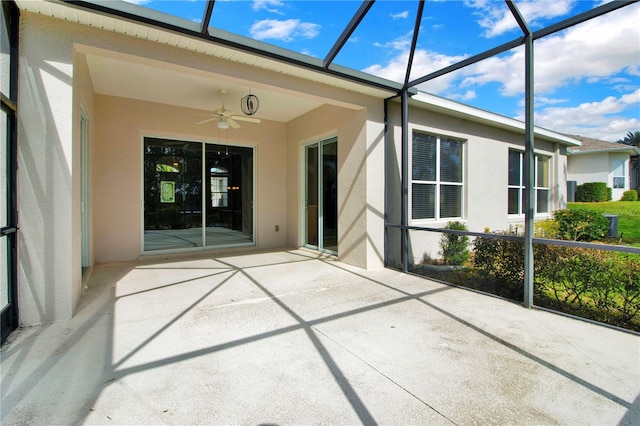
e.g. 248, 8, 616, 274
215, 108, 235, 117
197, 117, 218, 125
226, 118, 241, 129
231, 115, 261, 124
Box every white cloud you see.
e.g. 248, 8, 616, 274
364, 48, 468, 94
250, 19, 320, 42
459, 4, 640, 96
122, 0, 150, 4
450, 90, 477, 101
520, 89, 640, 141
465, 0, 575, 37
391, 11, 410, 19
252, 0, 285, 14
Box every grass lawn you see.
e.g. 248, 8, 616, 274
567, 201, 640, 245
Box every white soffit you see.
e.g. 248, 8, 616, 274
15, 0, 397, 101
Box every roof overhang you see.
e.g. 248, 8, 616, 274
567, 146, 640, 156
410, 92, 582, 147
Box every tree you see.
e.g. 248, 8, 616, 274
618, 130, 640, 147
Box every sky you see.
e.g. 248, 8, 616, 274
124, 0, 640, 142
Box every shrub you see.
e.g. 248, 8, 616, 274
439, 221, 470, 265
534, 219, 560, 239
553, 209, 609, 241
473, 233, 524, 299
576, 182, 612, 202
621, 189, 638, 201
535, 249, 640, 328
473, 232, 640, 329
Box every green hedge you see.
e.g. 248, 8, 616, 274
472, 233, 640, 331
553, 209, 609, 241
621, 190, 638, 201
576, 182, 612, 202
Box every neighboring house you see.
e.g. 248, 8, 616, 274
2, 1, 579, 329
566, 135, 640, 200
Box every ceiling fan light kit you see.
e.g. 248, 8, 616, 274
197, 88, 262, 130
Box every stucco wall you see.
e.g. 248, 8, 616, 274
567, 153, 610, 186
18, 14, 77, 324
93, 95, 288, 262
567, 152, 630, 200
386, 102, 567, 265
285, 103, 385, 269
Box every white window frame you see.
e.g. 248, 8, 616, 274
411, 131, 464, 223
612, 159, 626, 189
508, 150, 550, 216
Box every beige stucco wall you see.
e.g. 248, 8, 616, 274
18, 14, 78, 325
93, 94, 288, 262
285, 104, 385, 269
386, 102, 568, 265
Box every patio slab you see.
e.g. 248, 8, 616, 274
1, 249, 639, 425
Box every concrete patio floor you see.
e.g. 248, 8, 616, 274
1, 248, 639, 425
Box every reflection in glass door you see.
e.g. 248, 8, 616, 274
204, 144, 253, 247
143, 138, 254, 253
305, 137, 338, 254
144, 139, 203, 251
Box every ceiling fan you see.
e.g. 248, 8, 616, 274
198, 89, 261, 129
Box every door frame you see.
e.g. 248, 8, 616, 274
140, 134, 257, 255
80, 108, 90, 272
300, 136, 338, 255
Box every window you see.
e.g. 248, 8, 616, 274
508, 150, 550, 215
612, 159, 626, 189
412, 132, 464, 221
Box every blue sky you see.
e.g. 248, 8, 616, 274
126, 0, 639, 142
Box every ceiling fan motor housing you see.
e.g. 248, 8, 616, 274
241, 94, 259, 115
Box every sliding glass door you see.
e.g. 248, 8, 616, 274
305, 137, 338, 254
143, 138, 253, 253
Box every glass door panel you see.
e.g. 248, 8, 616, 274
204, 144, 253, 247
144, 138, 203, 251
1, 108, 8, 313
304, 137, 337, 254
305, 145, 319, 247
322, 140, 338, 252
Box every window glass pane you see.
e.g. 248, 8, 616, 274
440, 138, 463, 183
412, 132, 436, 181
536, 189, 549, 213
536, 156, 549, 188
613, 176, 625, 189
508, 150, 521, 186
440, 185, 462, 218
412, 183, 435, 219
1, 4, 10, 97
612, 159, 625, 176
508, 188, 520, 215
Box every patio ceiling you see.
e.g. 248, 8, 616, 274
82, 52, 328, 123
